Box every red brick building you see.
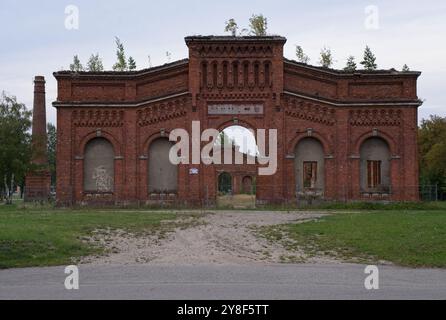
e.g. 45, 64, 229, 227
53, 36, 422, 206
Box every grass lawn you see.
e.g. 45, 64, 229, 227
279, 209, 446, 268
217, 194, 256, 209
0, 204, 178, 269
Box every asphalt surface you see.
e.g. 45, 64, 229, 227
1, 263, 445, 300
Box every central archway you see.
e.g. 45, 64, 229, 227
215, 125, 258, 157
214, 125, 257, 208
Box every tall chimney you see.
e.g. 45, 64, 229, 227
24, 76, 51, 202
31, 76, 48, 165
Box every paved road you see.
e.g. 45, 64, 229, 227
1, 263, 445, 299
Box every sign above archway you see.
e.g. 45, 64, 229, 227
208, 103, 264, 115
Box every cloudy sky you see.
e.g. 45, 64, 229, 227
1, 0, 445, 126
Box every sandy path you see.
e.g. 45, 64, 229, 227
82, 210, 336, 266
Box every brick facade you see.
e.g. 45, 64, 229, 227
53, 36, 421, 206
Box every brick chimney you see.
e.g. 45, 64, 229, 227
24, 76, 51, 202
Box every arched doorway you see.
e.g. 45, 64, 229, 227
242, 175, 254, 194
148, 138, 178, 194
214, 125, 257, 208
218, 172, 232, 194
294, 137, 325, 198
360, 137, 390, 193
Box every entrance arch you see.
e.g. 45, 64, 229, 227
215, 125, 258, 158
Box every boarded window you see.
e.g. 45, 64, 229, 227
294, 138, 325, 193
367, 160, 381, 188
148, 138, 178, 193
360, 138, 390, 192
84, 138, 114, 192
303, 161, 318, 188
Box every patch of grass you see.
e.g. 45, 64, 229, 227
252, 201, 446, 211
304, 201, 446, 211
0, 204, 178, 269
283, 210, 446, 267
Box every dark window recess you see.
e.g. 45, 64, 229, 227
303, 161, 317, 188
367, 160, 381, 188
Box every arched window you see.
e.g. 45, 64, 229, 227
254, 62, 260, 87
294, 138, 325, 193
264, 61, 271, 86
212, 62, 218, 88
232, 61, 239, 87
148, 138, 178, 193
84, 138, 114, 192
218, 172, 232, 194
201, 62, 208, 88
243, 61, 249, 87
360, 137, 390, 192
222, 61, 228, 87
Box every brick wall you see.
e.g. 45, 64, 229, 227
53, 36, 421, 206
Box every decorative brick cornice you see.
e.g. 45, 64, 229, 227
349, 109, 402, 126
137, 97, 188, 126
283, 96, 336, 126
201, 92, 270, 100
72, 109, 124, 127
284, 90, 422, 107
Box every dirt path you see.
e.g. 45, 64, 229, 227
82, 210, 337, 266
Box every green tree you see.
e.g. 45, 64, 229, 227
402, 64, 410, 72
295, 45, 310, 64
69, 55, 84, 72
112, 37, 128, 71
86, 53, 104, 72
128, 56, 137, 70
344, 55, 357, 71
418, 115, 446, 198
0, 92, 32, 204
47, 123, 56, 186
224, 18, 238, 36
249, 14, 267, 36
360, 46, 377, 70
319, 47, 333, 68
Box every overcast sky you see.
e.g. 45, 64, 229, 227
1, 0, 445, 126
